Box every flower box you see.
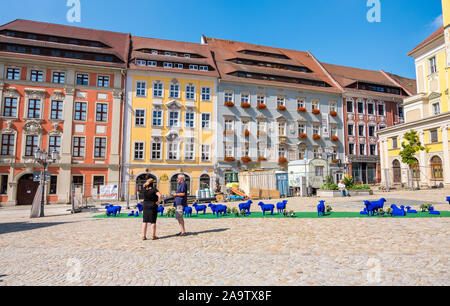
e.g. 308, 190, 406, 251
258, 157, 267, 162
241, 102, 251, 109
312, 109, 321, 115
257, 104, 267, 110
332, 159, 339, 164
278, 157, 288, 164
277, 105, 287, 111
244, 130, 250, 137
225, 101, 235, 107
313, 134, 321, 140
330, 110, 338, 117
224, 157, 236, 162
298, 133, 308, 139
331, 136, 339, 142
241, 156, 252, 163
223, 130, 234, 135
298, 107, 307, 113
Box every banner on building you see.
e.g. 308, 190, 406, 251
98, 185, 119, 200
322, 114, 330, 138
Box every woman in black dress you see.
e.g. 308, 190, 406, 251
141, 179, 162, 240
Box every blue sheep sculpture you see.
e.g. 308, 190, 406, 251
317, 200, 326, 217
106, 205, 122, 217
215, 205, 227, 217
406, 206, 417, 214
258, 202, 274, 216
390, 204, 406, 216
364, 198, 387, 216
360, 208, 369, 215
128, 211, 135, 217
184, 206, 193, 218
193, 203, 207, 215
134, 211, 140, 217
158, 205, 164, 216
446, 197, 450, 205
429, 207, 440, 215
136, 203, 143, 213
238, 200, 252, 214
277, 201, 287, 214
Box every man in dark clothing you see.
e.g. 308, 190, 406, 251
172, 174, 187, 236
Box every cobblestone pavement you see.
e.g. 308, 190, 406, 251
0, 189, 449, 286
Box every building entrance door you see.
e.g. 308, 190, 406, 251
17, 174, 39, 205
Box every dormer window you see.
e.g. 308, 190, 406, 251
429, 56, 437, 74
189, 65, 199, 70
199, 66, 208, 71
152, 50, 158, 55
184, 54, 191, 58
164, 62, 173, 68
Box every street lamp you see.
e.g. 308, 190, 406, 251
34, 148, 60, 217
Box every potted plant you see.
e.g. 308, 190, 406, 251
312, 109, 321, 115
326, 205, 333, 213
313, 134, 321, 140
289, 210, 295, 217
258, 157, 267, 162
241, 156, 251, 163
298, 133, 308, 139
224, 157, 236, 162
330, 110, 338, 117
241, 102, 251, 109
385, 207, 393, 216
277, 105, 287, 111
226, 207, 232, 215
231, 207, 239, 217
331, 136, 339, 142
225, 101, 235, 107
257, 103, 267, 110
240, 209, 248, 217
283, 209, 288, 217
279, 157, 288, 164
298, 107, 307, 113
244, 130, 250, 137
378, 208, 385, 217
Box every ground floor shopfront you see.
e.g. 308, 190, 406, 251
345, 156, 381, 185
0, 164, 119, 206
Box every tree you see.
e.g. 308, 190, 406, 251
399, 130, 425, 189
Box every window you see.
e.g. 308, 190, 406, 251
329, 101, 336, 112
378, 104, 385, 116
169, 83, 180, 99
175, 63, 183, 69
241, 93, 250, 104
277, 96, 286, 107
25, 135, 38, 156
430, 130, 439, 143
225, 119, 233, 131
315, 166, 324, 177
186, 84, 195, 100
135, 109, 145, 127
136, 59, 146, 66
312, 99, 319, 110
27, 99, 41, 118
184, 138, 195, 161
358, 124, 365, 137
96, 103, 108, 122
48, 101, 63, 120
94, 137, 107, 158
73, 137, 85, 157
298, 145, 307, 160
93, 176, 105, 194
367, 103, 375, 115
278, 122, 286, 136
348, 143, 355, 155
279, 146, 287, 158
152, 109, 163, 126
298, 123, 305, 134
151, 141, 161, 160
369, 144, 377, 156
359, 144, 366, 155
224, 142, 234, 158
258, 142, 266, 159
168, 111, 179, 127
200, 66, 208, 71
297, 98, 305, 109
152, 50, 158, 55
97, 76, 110, 87
368, 125, 376, 137
153, 82, 163, 98
31, 48, 40, 55
346, 100, 354, 113
392, 137, 398, 149
242, 120, 250, 133
242, 141, 250, 157
432, 103, 440, 115
429, 56, 437, 74
72, 176, 84, 190
430, 156, 443, 179
312, 124, 320, 136
189, 65, 198, 70
257, 94, 265, 105
3, 97, 18, 117
30, 70, 43, 82
357, 101, 364, 114
330, 126, 337, 137
147, 61, 157, 67
257, 121, 266, 135
224, 91, 234, 103
1, 175, 8, 195
348, 124, 354, 136
184, 54, 191, 58
52, 72, 65, 84
1, 134, 14, 156
201, 87, 211, 101
201, 113, 211, 130
6, 68, 20, 80
398, 106, 404, 119
185, 112, 195, 128
134, 142, 145, 160
164, 62, 173, 68
49, 136, 61, 153
136, 82, 147, 97
167, 142, 179, 160
74, 102, 87, 121
74, 74, 88, 86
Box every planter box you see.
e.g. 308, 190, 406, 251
317, 190, 373, 197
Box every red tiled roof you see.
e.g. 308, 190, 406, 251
408, 27, 444, 56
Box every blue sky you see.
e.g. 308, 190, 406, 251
0, 0, 444, 79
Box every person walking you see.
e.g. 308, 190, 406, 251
142, 178, 162, 241
172, 174, 188, 237
338, 180, 350, 197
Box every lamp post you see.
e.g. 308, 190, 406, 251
34, 148, 60, 217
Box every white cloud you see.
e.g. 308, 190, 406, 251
429, 14, 443, 30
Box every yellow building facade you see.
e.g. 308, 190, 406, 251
122, 37, 219, 198
379, 1, 450, 187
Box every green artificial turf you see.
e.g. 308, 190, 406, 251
93, 211, 450, 219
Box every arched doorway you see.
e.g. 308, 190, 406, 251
17, 174, 39, 205
411, 158, 420, 181
136, 173, 157, 200
430, 156, 443, 180
199, 174, 211, 190
170, 174, 190, 195
392, 160, 401, 183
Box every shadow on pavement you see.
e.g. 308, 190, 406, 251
158, 228, 230, 240
0, 221, 77, 235
0, 274, 5, 282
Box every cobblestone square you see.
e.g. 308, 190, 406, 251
1, 189, 449, 286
